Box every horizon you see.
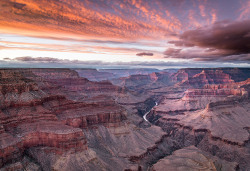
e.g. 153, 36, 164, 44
0, 67, 249, 70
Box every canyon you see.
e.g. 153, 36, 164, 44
0, 68, 249, 170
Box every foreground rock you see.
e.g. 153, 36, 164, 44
151, 146, 238, 171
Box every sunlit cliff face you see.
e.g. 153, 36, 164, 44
0, 0, 250, 68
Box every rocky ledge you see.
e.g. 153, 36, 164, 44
150, 146, 238, 171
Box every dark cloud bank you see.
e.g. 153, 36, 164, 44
167, 20, 250, 62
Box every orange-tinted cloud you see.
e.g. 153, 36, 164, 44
0, 0, 182, 41
0, 40, 161, 56
0, 0, 241, 42
211, 9, 217, 24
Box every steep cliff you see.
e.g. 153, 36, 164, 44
179, 70, 234, 88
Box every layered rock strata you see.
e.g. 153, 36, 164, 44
150, 146, 238, 171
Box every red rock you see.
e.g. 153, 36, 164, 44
110, 72, 173, 90
30, 68, 80, 79
179, 70, 234, 88
18, 121, 87, 152
0, 132, 22, 168
52, 99, 127, 128
0, 70, 89, 168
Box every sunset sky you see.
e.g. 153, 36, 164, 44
0, 0, 250, 68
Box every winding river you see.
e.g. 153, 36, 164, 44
143, 101, 158, 122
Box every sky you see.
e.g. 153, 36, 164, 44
0, 0, 250, 68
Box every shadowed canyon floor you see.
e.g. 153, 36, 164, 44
0, 68, 249, 171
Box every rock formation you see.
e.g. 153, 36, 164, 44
151, 146, 238, 171
75, 69, 116, 81
179, 70, 234, 88
147, 69, 250, 170
0, 67, 249, 170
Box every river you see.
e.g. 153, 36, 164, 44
143, 101, 158, 122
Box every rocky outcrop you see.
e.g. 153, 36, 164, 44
83, 117, 167, 171
153, 77, 248, 115
222, 68, 250, 82
147, 74, 250, 170
183, 87, 245, 98
170, 70, 189, 82
170, 68, 204, 83
180, 70, 234, 88
53, 100, 127, 128
111, 72, 173, 90
155, 95, 250, 144
111, 74, 154, 89
171, 68, 250, 84
181, 86, 247, 105
30, 70, 127, 100
0, 70, 88, 168
0, 98, 88, 168
56, 79, 125, 93
150, 146, 238, 171
0, 131, 22, 168
18, 121, 87, 152
149, 97, 250, 170
0, 70, 44, 109
30, 68, 79, 79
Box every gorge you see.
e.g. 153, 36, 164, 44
0, 68, 249, 171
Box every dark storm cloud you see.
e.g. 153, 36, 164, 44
136, 52, 154, 56
169, 20, 250, 56
164, 20, 250, 63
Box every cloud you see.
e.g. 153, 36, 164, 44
239, 1, 250, 20
164, 48, 182, 57
0, 39, 162, 56
12, 2, 26, 9
168, 20, 250, 62
14, 56, 62, 62
168, 40, 194, 47
0, 0, 249, 66
0, 0, 182, 41
199, 5, 206, 17
2, 56, 249, 69
136, 52, 154, 56
210, 9, 217, 23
